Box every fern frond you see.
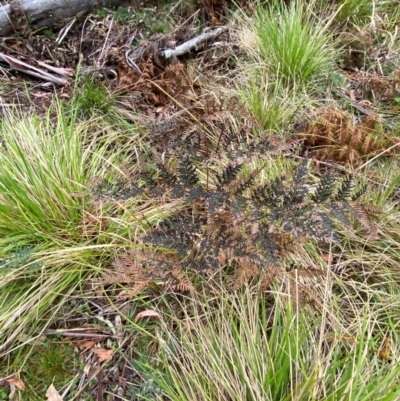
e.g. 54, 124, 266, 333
234, 175, 255, 195
157, 163, 178, 186
350, 202, 379, 240
259, 264, 281, 292
336, 175, 353, 201
140, 171, 157, 187
216, 163, 242, 188
169, 269, 195, 292
178, 157, 199, 186
351, 183, 367, 201
93, 179, 143, 201
311, 175, 336, 203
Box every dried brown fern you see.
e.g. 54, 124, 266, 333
350, 202, 380, 240
101, 249, 195, 298
299, 107, 391, 165
102, 251, 151, 299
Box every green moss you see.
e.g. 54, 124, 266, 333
23, 341, 77, 398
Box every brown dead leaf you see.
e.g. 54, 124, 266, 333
0, 375, 25, 391
93, 348, 114, 362
134, 310, 161, 323
378, 338, 392, 360
46, 384, 63, 401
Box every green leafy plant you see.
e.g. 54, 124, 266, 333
95, 7, 108, 18
76, 75, 115, 116
115, 7, 133, 24
42, 28, 55, 39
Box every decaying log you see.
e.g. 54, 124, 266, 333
0, 0, 129, 37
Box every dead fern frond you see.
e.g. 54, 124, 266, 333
92, 118, 380, 297
101, 252, 152, 299
298, 107, 392, 166
259, 264, 282, 293
350, 202, 380, 240
169, 269, 195, 293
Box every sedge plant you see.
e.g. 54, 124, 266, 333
235, 0, 338, 132
0, 100, 162, 365
250, 1, 337, 89
132, 284, 400, 401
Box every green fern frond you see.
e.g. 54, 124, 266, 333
336, 175, 353, 201
311, 175, 336, 203
216, 164, 242, 188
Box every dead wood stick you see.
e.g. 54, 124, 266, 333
0, 0, 128, 37
335, 91, 376, 116
43, 329, 123, 339
160, 26, 229, 59
0, 52, 70, 84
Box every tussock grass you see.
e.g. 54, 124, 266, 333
133, 285, 400, 401
253, 1, 336, 88
236, 69, 303, 131
0, 102, 159, 359
235, 0, 338, 131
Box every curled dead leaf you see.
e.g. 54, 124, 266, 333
134, 310, 161, 323
0, 374, 25, 391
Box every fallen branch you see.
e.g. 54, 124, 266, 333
160, 26, 229, 58
0, 0, 128, 37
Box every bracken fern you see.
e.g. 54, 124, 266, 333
93, 122, 378, 298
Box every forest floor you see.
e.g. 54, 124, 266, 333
0, 0, 400, 400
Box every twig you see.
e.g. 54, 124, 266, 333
335, 91, 376, 116
284, 153, 350, 172
42, 329, 123, 339
36, 60, 74, 77
160, 26, 229, 58
55, 17, 76, 46
356, 141, 400, 173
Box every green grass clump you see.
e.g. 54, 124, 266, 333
0, 102, 153, 363
134, 286, 400, 401
253, 1, 336, 89
235, 0, 338, 131
333, 0, 373, 26
236, 71, 303, 131
76, 75, 115, 116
